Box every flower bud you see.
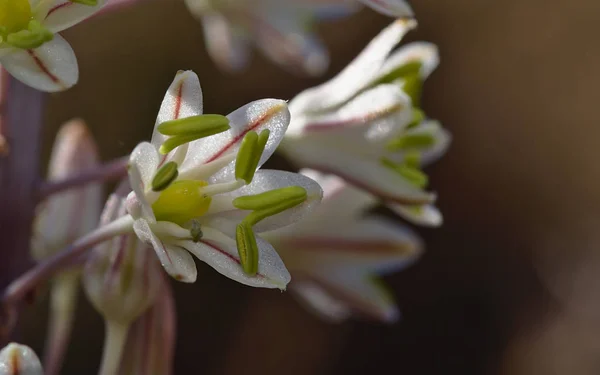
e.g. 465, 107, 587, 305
0, 343, 43, 375
83, 194, 162, 325
31, 119, 102, 260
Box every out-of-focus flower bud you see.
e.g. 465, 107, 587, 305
0, 343, 43, 375
83, 194, 162, 325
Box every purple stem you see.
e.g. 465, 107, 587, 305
0, 73, 45, 344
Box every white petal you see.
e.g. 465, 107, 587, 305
376, 42, 440, 83
38, 0, 106, 33
288, 19, 416, 115
180, 99, 290, 182
281, 137, 436, 205
389, 203, 442, 227
415, 120, 452, 166
0, 343, 43, 375
358, 0, 414, 18
32, 120, 102, 260
206, 170, 323, 232
133, 219, 197, 283
181, 226, 290, 289
1, 35, 78, 92
151, 71, 203, 150
275, 216, 422, 274
198, 12, 251, 72
290, 281, 352, 323
253, 6, 329, 76
288, 84, 412, 137
129, 142, 159, 189
314, 272, 401, 323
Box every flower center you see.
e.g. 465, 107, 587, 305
0, 0, 32, 35
152, 180, 212, 226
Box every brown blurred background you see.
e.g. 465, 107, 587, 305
22, 0, 600, 373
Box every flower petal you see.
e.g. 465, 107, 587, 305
388, 203, 442, 227
133, 219, 197, 283
288, 19, 416, 115
358, 0, 414, 18
289, 84, 412, 137
253, 6, 329, 76
129, 142, 160, 189
1, 35, 78, 92
275, 216, 422, 273
32, 120, 102, 260
281, 137, 436, 205
180, 225, 290, 289
206, 170, 323, 232
198, 12, 252, 73
151, 70, 203, 150
180, 99, 290, 182
39, 0, 105, 33
375, 42, 439, 83
290, 280, 352, 323
0, 343, 43, 375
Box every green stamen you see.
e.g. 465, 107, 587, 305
372, 61, 422, 86
151, 161, 178, 192
387, 132, 435, 151
157, 114, 230, 136
235, 129, 269, 184
236, 221, 259, 276
403, 151, 421, 168
6, 20, 53, 49
69, 0, 98, 6
381, 158, 428, 189
232, 186, 307, 211
407, 108, 425, 129
402, 74, 423, 107
189, 220, 203, 242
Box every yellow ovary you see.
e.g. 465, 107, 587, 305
0, 0, 32, 35
152, 180, 212, 226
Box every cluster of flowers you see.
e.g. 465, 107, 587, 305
0, 0, 451, 373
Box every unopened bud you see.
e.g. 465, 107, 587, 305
0, 343, 43, 375
83, 195, 162, 325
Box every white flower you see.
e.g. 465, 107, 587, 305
184, 0, 357, 75
281, 19, 451, 227
265, 169, 422, 323
0, 0, 105, 91
0, 343, 43, 375
356, 0, 414, 17
126, 70, 323, 289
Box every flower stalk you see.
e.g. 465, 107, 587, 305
98, 321, 129, 375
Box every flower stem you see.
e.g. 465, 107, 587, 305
37, 156, 129, 201
1, 215, 134, 323
42, 271, 79, 375
98, 320, 129, 375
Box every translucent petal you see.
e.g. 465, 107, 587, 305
1, 34, 78, 92
181, 225, 290, 289
389, 203, 442, 227
375, 42, 440, 83
357, 0, 414, 18
290, 280, 351, 323
0, 343, 43, 375
38, 0, 106, 33
198, 12, 251, 72
180, 99, 290, 182
132, 219, 197, 283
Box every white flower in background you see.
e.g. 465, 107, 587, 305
0, 0, 105, 91
126, 70, 322, 289
265, 170, 422, 323
281, 19, 451, 227
184, 0, 355, 75
0, 343, 43, 375
356, 0, 413, 17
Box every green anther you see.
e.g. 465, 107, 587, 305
159, 134, 201, 155
233, 186, 307, 211
402, 74, 423, 107
407, 108, 425, 129
236, 221, 259, 276
381, 158, 428, 189
6, 20, 53, 49
151, 161, 179, 192
157, 114, 230, 136
372, 61, 422, 86
386, 132, 435, 151
69, 0, 98, 5
403, 151, 421, 168
235, 129, 270, 184
189, 220, 203, 242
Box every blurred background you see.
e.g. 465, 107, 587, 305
22, 0, 600, 373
